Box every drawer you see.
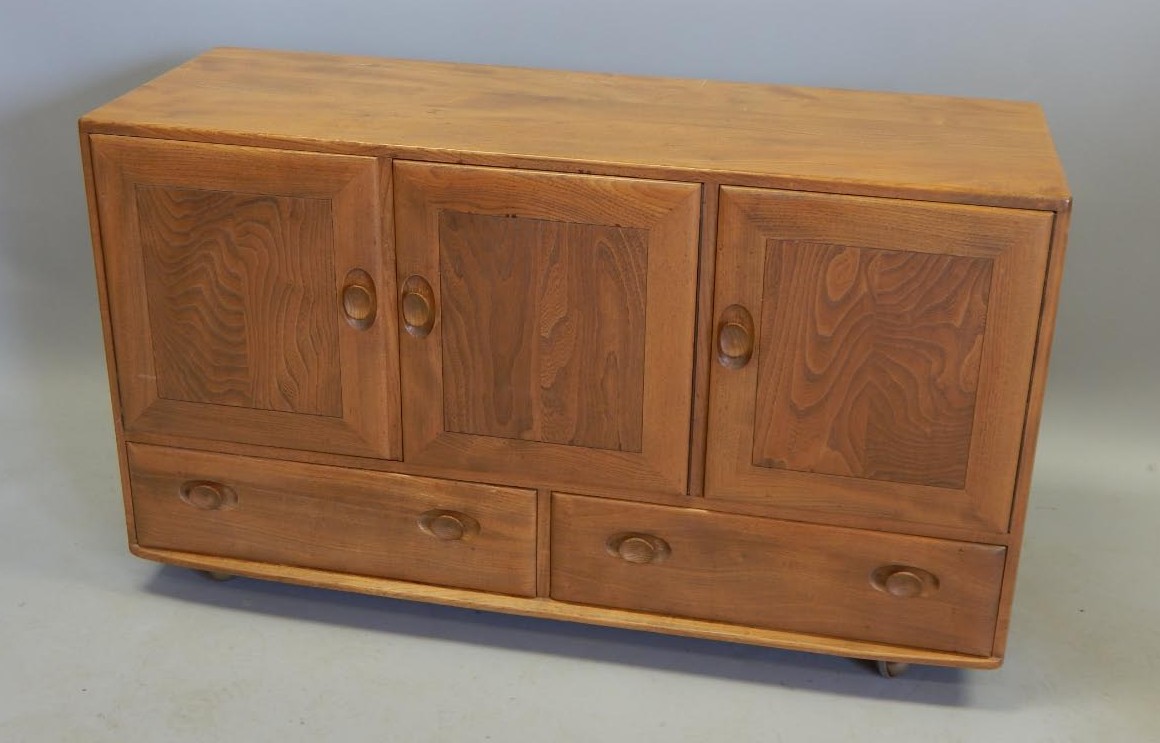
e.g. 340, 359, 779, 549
128, 444, 538, 596
550, 493, 1006, 655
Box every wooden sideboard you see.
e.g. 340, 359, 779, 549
80, 47, 1070, 676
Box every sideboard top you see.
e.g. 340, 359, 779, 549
81, 47, 1069, 210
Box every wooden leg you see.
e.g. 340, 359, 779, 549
876, 660, 910, 678
198, 570, 235, 582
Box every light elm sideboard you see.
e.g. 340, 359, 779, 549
80, 47, 1070, 676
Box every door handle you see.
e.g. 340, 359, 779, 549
716, 304, 754, 369
341, 268, 377, 330
401, 275, 436, 338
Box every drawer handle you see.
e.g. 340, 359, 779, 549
179, 480, 237, 511
401, 275, 436, 338
870, 565, 939, 598
716, 304, 754, 369
607, 533, 671, 565
418, 509, 479, 541
341, 268, 377, 330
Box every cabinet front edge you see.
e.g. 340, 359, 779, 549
75, 124, 1070, 212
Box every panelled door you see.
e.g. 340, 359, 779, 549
394, 162, 700, 495
706, 187, 1053, 532
92, 135, 399, 459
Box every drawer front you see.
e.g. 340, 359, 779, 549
551, 493, 1006, 655
128, 444, 537, 596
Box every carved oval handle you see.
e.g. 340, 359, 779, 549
401, 275, 436, 338
418, 509, 479, 541
606, 533, 671, 565
341, 268, 377, 330
179, 480, 237, 511
870, 565, 940, 598
716, 304, 755, 369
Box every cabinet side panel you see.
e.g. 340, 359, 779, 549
991, 205, 1071, 658
79, 128, 137, 545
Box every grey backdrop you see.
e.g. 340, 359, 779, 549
2, 1, 1157, 739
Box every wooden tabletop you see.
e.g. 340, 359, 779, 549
81, 47, 1069, 210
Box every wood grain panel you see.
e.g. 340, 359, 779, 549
753, 241, 993, 488
395, 162, 699, 495
128, 444, 537, 596
91, 135, 399, 459
138, 186, 342, 416
706, 187, 1052, 532
550, 493, 1006, 656
440, 210, 646, 452
80, 47, 1069, 210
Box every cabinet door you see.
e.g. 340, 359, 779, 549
394, 163, 700, 495
706, 188, 1052, 532
92, 136, 399, 459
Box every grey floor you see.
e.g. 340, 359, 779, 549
2, 357, 1157, 742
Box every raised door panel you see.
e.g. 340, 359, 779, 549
92, 135, 399, 458
439, 211, 647, 452
394, 162, 700, 495
706, 188, 1052, 532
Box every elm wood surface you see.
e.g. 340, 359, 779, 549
128, 444, 538, 597
753, 243, 992, 489
130, 546, 1003, 670
686, 181, 721, 498
706, 187, 1053, 533
137, 185, 343, 416
438, 211, 647, 452
340, 268, 378, 331
80, 48, 1071, 672
120, 428, 1021, 547
394, 161, 699, 495
550, 493, 1006, 656
992, 205, 1072, 657
80, 132, 139, 544
91, 135, 400, 459
79, 47, 1068, 210
536, 489, 552, 597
